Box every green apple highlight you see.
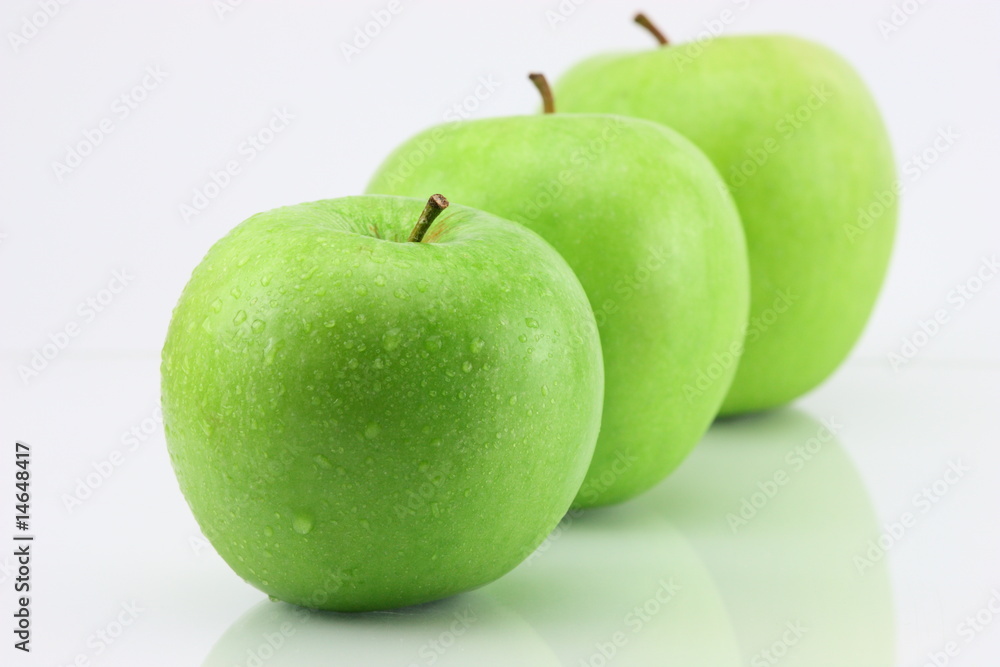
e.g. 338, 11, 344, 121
161, 195, 603, 611
554, 16, 897, 414
368, 84, 749, 506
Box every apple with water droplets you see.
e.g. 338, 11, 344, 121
161, 194, 603, 611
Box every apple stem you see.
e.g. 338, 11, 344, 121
528, 73, 555, 114
634, 12, 669, 46
408, 194, 450, 243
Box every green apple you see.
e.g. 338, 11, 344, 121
161, 194, 603, 611
367, 81, 749, 506
553, 15, 897, 415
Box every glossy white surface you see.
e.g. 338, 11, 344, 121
2, 360, 998, 665
2, 1, 998, 665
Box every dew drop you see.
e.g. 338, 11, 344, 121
314, 454, 332, 468
541, 385, 549, 396
424, 336, 442, 352
263, 339, 283, 366
416, 278, 430, 293
508, 395, 518, 406
263, 526, 274, 537
324, 319, 337, 328
462, 360, 473, 373
355, 285, 369, 296
470, 337, 485, 354
394, 288, 410, 300
374, 274, 387, 286
210, 298, 223, 313
230, 287, 243, 299
525, 317, 539, 328
251, 319, 266, 334
260, 274, 272, 287
382, 328, 402, 351
292, 512, 314, 535
233, 310, 247, 325
364, 422, 381, 439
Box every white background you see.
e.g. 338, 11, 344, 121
1, 1, 998, 665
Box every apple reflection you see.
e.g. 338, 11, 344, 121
204, 408, 890, 666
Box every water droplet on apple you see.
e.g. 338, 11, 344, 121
374, 274, 386, 286
314, 454, 332, 468
263, 526, 274, 537
355, 285, 368, 296
382, 328, 402, 351
324, 319, 336, 328
211, 298, 223, 313
260, 274, 272, 286
424, 336, 442, 352
461, 360, 473, 373
416, 279, 430, 293
292, 512, 314, 534
263, 339, 283, 365
356, 313, 367, 324
233, 310, 247, 325
394, 288, 410, 300
518, 333, 528, 343
230, 287, 242, 298
251, 319, 266, 334
201, 317, 213, 333
541, 385, 549, 396
470, 337, 485, 354
525, 317, 539, 328
508, 395, 518, 406
364, 422, 380, 439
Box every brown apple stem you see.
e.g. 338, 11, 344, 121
408, 194, 449, 243
528, 73, 555, 114
634, 12, 669, 46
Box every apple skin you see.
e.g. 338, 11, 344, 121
553, 35, 897, 415
367, 115, 749, 506
161, 195, 603, 612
